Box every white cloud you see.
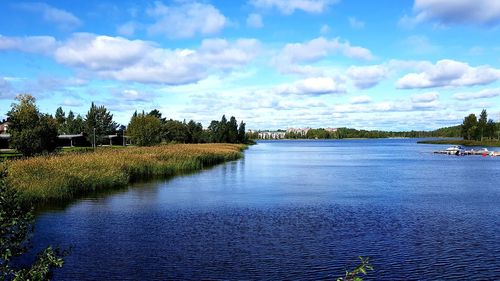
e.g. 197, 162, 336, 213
396, 59, 500, 89
275, 77, 346, 95
411, 91, 439, 103
348, 17, 365, 29
347, 65, 387, 89
274, 37, 374, 74
146, 1, 227, 39
452, 88, 500, 100
247, 13, 264, 28
0, 34, 261, 85
401, 0, 500, 27
0, 35, 57, 54
350, 95, 372, 104
15, 2, 81, 29
250, 0, 339, 15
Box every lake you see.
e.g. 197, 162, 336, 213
28, 139, 500, 280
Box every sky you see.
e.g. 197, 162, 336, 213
0, 0, 500, 131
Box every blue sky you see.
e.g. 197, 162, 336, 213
1, 0, 499, 130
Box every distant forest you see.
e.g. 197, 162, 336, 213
282, 126, 462, 139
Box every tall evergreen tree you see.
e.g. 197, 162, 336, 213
84, 102, 118, 146
478, 109, 488, 141
227, 116, 238, 143
54, 107, 66, 133
238, 121, 246, 143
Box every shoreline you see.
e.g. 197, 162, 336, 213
5, 143, 246, 205
417, 139, 500, 147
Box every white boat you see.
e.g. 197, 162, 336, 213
445, 145, 465, 155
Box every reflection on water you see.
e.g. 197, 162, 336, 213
28, 139, 500, 280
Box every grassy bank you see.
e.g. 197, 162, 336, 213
3, 143, 246, 204
417, 139, 500, 147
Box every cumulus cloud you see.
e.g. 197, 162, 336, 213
348, 17, 365, 29
347, 65, 387, 89
247, 13, 264, 28
274, 37, 374, 74
249, 0, 339, 14
275, 77, 346, 95
401, 0, 500, 27
15, 2, 81, 29
0, 33, 261, 85
146, 1, 227, 39
396, 59, 500, 89
452, 88, 500, 100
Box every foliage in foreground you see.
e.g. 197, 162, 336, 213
337, 257, 373, 281
0, 175, 66, 280
5, 143, 246, 204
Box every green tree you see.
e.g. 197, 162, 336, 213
186, 120, 203, 143
54, 107, 66, 134
84, 102, 118, 146
227, 116, 238, 143
7, 94, 58, 156
478, 109, 488, 141
208, 120, 220, 143
0, 174, 66, 280
164, 119, 188, 143
219, 115, 228, 143
461, 114, 478, 140
127, 111, 162, 146
238, 121, 246, 143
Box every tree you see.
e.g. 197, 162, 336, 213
186, 120, 204, 143
0, 174, 66, 280
478, 109, 488, 141
54, 107, 66, 134
127, 111, 162, 146
84, 102, 118, 146
7, 94, 58, 156
227, 116, 238, 143
238, 121, 246, 143
164, 119, 188, 143
485, 119, 496, 139
461, 114, 478, 141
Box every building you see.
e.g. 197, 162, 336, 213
257, 131, 286, 139
0, 120, 10, 135
286, 127, 310, 136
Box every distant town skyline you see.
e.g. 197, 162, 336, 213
1, 0, 500, 130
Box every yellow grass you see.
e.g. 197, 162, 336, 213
4, 144, 246, 204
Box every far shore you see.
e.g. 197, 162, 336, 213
417, 139, 500, 147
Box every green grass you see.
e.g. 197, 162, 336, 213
3, 143, 246, 205
417, 139, 500, 147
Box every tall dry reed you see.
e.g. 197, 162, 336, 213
5, 144, 246, 204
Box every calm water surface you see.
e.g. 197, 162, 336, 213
29, 139, 500, 280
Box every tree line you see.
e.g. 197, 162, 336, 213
461, 109, 499, 141
127, 110, 247, 146
4, 94, 248, 156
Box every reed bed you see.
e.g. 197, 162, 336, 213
5, 144, 246, 204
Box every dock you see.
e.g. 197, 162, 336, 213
434, 149, 500, 156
